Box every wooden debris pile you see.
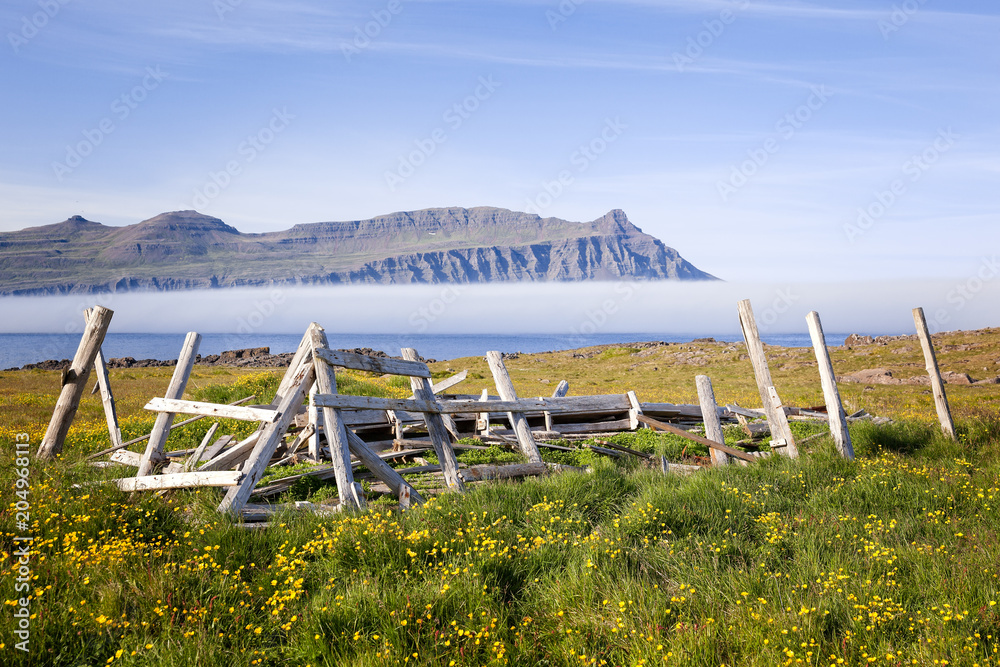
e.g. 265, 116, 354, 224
36, 300, 959, 523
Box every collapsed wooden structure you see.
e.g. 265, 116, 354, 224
36, 301, 959, 521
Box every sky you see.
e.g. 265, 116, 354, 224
0, 0, 998, 336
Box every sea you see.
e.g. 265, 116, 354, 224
0, 331, 860, 370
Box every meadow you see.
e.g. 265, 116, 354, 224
1, 329, 999, 666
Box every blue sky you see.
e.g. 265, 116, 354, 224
0, 0, 997, 289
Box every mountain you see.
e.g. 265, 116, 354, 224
0, 207, 718, 295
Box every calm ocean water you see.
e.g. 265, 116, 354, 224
0, 332, 857, 370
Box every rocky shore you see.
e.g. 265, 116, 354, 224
3, 346, 431, 372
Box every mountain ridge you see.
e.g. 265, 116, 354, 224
0, 207, 718, 295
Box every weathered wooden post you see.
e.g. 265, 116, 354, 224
307, 384, 324, 460
485, 351, 543, 464
912, 307, 956, 440
402, 348, 466, 491
695, 375, 728, 466
93, 347, 123, 452
737, 299, 798, 458
805, 311, 854, 459
137, 332, 202, 476
545, 380, 569, 432
310, 325, 365, 510
37, 306, 114, 459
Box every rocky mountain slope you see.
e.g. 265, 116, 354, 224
0, 207, 717, 295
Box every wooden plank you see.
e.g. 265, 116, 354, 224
185, 422, 220, 472
345, 430, 424, 505
313, 394, 442, 413
144, 397, 279, 423
111, 449, 185, 474
806, 311, 854, 459
485, 351, 542, 464
93, 347, 123, 451
201, 434, 235, 462
86, 396, 256, 460
272, 424, 315, 467
271, 330, 314, 407
429, 370, 468, 394
38, 306, 114, 459
593, 438, 653, 460
637, 414, 757, 464
627, 390, 643, 431
307, 384, 323, 460
724, 404, 766, 419
912, 307, 957, 440
219, 346, 316, 514
736, 299, 798, 458
198, 430, 262, 472
137, 332, 202, 476
459, 462, 549, 483
110, 470, 243, 492
696, 375, 728, 466
401, 348, 465, 491
475, 388, 490, 433
313, 347, 432, 378
310, 325, 364, 510
545, 380, 569, 431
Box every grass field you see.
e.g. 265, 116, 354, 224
1, 329, 999, 666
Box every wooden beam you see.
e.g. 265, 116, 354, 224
345, 430, 424, 506
485, 350, 542, 465
185, 422, 220, 472
544, 380, 569, 431
736, 299, 798, 458
144, 397, 279, 423
312, 393, 633, 415
85, 396, 256, 460
696, 375, 728, 466
429, 370, 468, 394
912, 307, 957, 440
307, 384, 323, 460
310, 325, 364, 510
459, 462, 549, 482
401, 348, 465, 491
137, 332, 202, 476
805, 311, 854, 459
218, 348, 316, 514
313, 347, 431, 378
637, 414, 757, 464
109, 470, 243, 492
627, 390, 643, 431
38, 306, 114, 459
93, 347, 123, 452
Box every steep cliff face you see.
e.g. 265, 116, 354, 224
0, 207, 717, 295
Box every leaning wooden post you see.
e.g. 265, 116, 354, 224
93, 347, 123, 452
310, 325, 364, 510
307, 384, 324, 460
805, 311, 854, 459
912, 307, 956, 440
485, 351, 543, 464
37, 306, 114, 459
136, 332, 202, 476
695, 375, 728, 466
401, 348, 465, 491
219, 352, 316, 514
736, 299, 798, 458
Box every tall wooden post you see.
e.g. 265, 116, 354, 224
737, 299, 798, 458
37, 306, 114, 459
695, 375, 728, 466
93, 347, 123, 452
913, 307, 956, 440
485, 351, 543, 464
137, 332, 201, 476
805, 311, 854, 459
310, 325, 364, 510
401, 348, 465, 491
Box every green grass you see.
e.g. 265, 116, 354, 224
2, 416, 999, 666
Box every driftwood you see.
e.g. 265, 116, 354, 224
109, 470, 244, 492
737, 300, 798, 458
38, 306, 115, 459
913, 307, 956, 440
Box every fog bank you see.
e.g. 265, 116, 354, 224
0, 279, 996, 337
